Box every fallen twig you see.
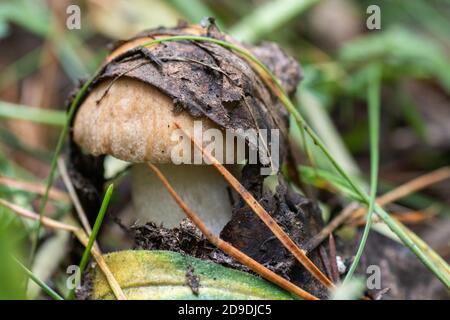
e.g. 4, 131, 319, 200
350, 209, 435, 226
57, 157, 101, 252
0, 175, 69, 203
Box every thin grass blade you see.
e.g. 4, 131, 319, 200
344, 64, 381, 283
13, 256, 64, 300
68, 184, 114, 300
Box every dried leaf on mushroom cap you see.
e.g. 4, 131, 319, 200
70, 23, 302, 166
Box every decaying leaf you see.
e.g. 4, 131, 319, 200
91, 250, 296, 300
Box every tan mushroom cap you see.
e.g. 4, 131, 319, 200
73, 78, 222, 164
74, 25, 240, 164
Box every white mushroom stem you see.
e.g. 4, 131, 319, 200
132, 163, 238, 235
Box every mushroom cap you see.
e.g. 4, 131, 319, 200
71, 24, 300, 166
73, 25, 221, 164
73, 78, 221, 163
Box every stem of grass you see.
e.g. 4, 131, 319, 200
67, 184, 114, 300
28, 71, 97, 270
344, 64, 381, 283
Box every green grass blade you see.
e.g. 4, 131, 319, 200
29, 71, 98, 267
375, 205, 450, 278
229, 0, 320, 43
68, 184, 114, 300
79, 183, 113, 274
0, 101, 66, 127
13, 256, 64, 300
344, 64, 381, 283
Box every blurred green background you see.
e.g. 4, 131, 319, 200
0, 0, 449, 299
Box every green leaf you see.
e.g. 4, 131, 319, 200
92, 250, 296, 300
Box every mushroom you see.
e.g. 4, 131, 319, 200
70, 24, 300, 235
73, 78, 238, 234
